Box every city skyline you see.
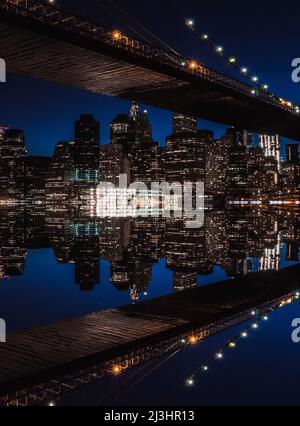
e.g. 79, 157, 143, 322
0, 0, 300, 410
1, 0, 300, 158
1, 102, 299, 208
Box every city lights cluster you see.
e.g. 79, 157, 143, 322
166, 291, 299, 402
183, 18, 300, 113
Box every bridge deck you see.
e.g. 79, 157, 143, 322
0, 264, 299, 394
0, 2, 300, 139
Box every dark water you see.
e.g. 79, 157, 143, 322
0, 207, 299, 405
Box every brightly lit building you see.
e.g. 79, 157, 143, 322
259, 134, 281, 171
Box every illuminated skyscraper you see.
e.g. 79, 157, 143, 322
129, 102, 152, 143
166, 114, 210, 184
0, 129, 27, 200
173, 113, 197, 134
259, 134, 281, 170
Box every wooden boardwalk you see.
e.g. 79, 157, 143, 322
0, 264, 299, 394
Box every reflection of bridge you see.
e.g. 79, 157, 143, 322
0, 264, 299, 406
1, 0, 300, 140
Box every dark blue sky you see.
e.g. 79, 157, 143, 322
0, 0, 300, 156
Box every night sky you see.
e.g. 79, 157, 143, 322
1, 0, 300, 157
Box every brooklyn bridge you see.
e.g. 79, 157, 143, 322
0, 0, 300, 140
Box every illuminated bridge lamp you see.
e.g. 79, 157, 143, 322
187, 378, 194, 386
188, 60, 198, 70
252, 76, 258, 82
229, 342, 236, 349
188, 335, 198, 345
241, 67, 248, 73
112, 364, 122, 376
228, 57, 236, 63
112, 30, 122, 41
186, 19, 194, 27
202, 34, 209, 40
216, 46, 223, 53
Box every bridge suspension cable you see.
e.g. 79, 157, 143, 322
164, 294, 298, 404
158, 0, 272, 95
94, 0, 182, 57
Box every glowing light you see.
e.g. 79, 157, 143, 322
186, 19, 194, 27
216, 352, 223, 359
181, 61, 186, 66
216, 46, 223, 53
228, 57, 236, 63
202, 365, 209, 372
251, 311, 256, 316
242, 332, 248, 338
188, 335, 198, 345
187, 378, 194, 386
181, 338, 187, 344
252, 76, 258, 82
263, 84, 269, 90
252, 323, 258, 329
251, 89, 256, 95
48, 401, 56, 407
241, 67, 248, 73
112, 364, 122, 375
188, 60, 198, 70
112, 30, 122, 41
202, 34, 209, 40
263, 316, 268, 321
229, 342, 236, 348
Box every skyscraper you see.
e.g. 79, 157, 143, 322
173, 114, 197, 134
259, 134, 281, 170
286, 144, 299, 163
74, 114, 100, 171
0, 128, 27, 200
165, 113, 210, 184
108, 102, 159, 186
129, 102, 152, 144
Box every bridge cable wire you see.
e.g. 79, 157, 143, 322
105, 0, 182, 56
103, 348, 183, 406
157, 0, 274, 95
95, 341, 182, 406
94, 0, 182, 56
93, 0, 153, 44
163, 308, 277, 404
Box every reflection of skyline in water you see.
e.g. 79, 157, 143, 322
0, 207, 298, 304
